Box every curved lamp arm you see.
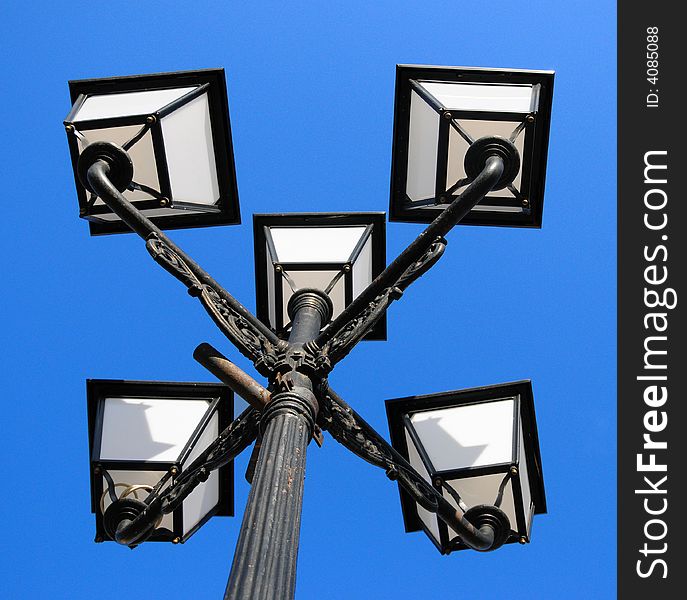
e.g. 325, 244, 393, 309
318, 383, 510, 552
83, 153, 284, 375
315, 153, 506, 367
108, 342, 273, 547
109, 406, 260, 546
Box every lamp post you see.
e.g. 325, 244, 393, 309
65, 64, 554, 599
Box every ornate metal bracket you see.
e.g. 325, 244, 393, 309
83, 143, 512, 555
319, 237, 448, 366
145, 235, 283, 376
108, 407, 260, 546
318, 383, 506, 552
83, 155, 284, 377
315, 155, 505, 368
159, 408, 260, 515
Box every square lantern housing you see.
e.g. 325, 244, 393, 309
64, 68, 240, 235
389, 65, 554, 228
254, 213, 386, 340
385, 381, 545, 554
87, 379, 233, 544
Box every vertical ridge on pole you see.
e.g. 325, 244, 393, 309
225, 289, 330, 600
224, 407, 312, 599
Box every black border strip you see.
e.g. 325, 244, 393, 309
618, 7, 682, 597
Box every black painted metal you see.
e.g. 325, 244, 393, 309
319, 383, 505, 553
84, 154, 283, 372
78, 146, 529, 591
87, 379, 235, 544
464, 137, 520, 191
104, 406, 260, 547
385, 380, 546, 552
224, 390, 315, 599
286, 289, 333, 344
315, 155, 505, 362
224, 290, 327, 600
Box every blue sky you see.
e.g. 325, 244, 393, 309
1, 1, 615, 598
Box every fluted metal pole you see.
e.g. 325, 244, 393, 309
224, 291, 332, 600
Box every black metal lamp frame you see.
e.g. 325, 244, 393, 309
385, 380, 546, 554
253, 212, 387, 340
389, 65, 554, 227
74, 123, 536, 599
65, 69, 241, 235
87, 379, 234, 544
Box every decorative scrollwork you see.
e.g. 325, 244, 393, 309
146, 235, 200, 291
160, 408, 260, 515
109, 408, 260, 546
320, 237, 447, 367
316, 159, 504, 367
319, 385, 499, 551
396, 237, 447, 291
319, 384, 439, 513
199, 285, 279, 374
145, 235, 282, 375
321, 291, 394, 366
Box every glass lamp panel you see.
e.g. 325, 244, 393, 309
281, 270, 345, 325
409, 398, 515, 472
404, 429, 441, 544
72, 87, 197, 122
443, 473, 517, 536
418, 82, 534, 113
352, 234, 373, 298
406, 90, 440, 202
77, 125, 159, 203
181, 411, 220, 536
446, 120, 524, 200
517, 413, 533, 535
101, 470, 174, 531
98, 397, 212, 462
160, 91, 220, 206
269, 226, 367, 263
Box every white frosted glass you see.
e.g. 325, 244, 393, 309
352, 235, 372, 299
419, 82, 534, 113
446, 119, 524, 199
405, 429, 441, 543
99, 397, 211, 462
74, 87, 196, 121
410, 399, 515, 471
406, 90, 439, 201
79, 125, 159, 203
182, 412, 220, 535
102, 470, 174, 531
517, 414, 533, 535
281, 271, 345, 325
444, 474, 516, 536
161, 92, 219, 206
270, 227, 366, 263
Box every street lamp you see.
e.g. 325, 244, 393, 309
385, 380, 546, 554
64, 63, 554, 600
64, 68, 240, 235
253, 212, 387, 340
389, 65, 554, 227
87, 380, 234, 545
